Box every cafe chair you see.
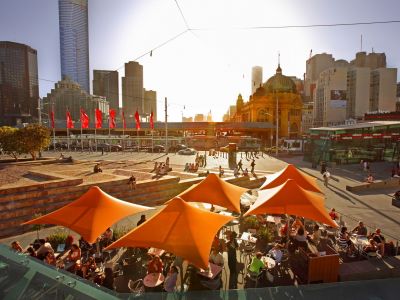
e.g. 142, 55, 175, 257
245, 265, 263, 288
128, 279, 145, 296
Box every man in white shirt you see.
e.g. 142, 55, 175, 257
323, 170, 330, 187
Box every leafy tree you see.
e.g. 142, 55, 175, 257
19, 124, 51, 160
0, 126, 23, 161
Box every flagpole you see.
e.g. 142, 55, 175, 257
122, 111, 125, 151
80, 109, 83, 152
52, 102, 55, 151
108, 110, 111, 153
137, 128, 139, 152
95, 126, 97, 152
66, 108, 70, 151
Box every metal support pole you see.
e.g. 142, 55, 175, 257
165, 97, 168, 153
276, 94, 279, 157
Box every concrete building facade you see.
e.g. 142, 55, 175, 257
42, 76, 109, 127
313, 67, 348, 127
369, 68, 397, 113
58, 0, 90, 93
0, 41, 39, 126
144, 89, 157, 121
122, 61, 143, 118
251, 66, 263, 95
93, 70, 119, 111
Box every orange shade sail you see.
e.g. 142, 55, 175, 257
177, 173, 247, 213
260, 164, 323, 194
245, 179, 337, 227
106, 197, 234, 269
23, 186, 152, 243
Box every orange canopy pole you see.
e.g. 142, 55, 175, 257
106, 197, 235, 269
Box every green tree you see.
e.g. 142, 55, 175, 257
0, 126, 23, 161
19, 124, 51, 160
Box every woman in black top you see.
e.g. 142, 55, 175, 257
226, 232, 238, 289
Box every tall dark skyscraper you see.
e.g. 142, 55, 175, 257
58, 0, 90, 93
122, 61, 143, 118
93, 70, 119, 111
0, 41, 39, 126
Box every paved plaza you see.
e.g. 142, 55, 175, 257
2, 150, 399, 245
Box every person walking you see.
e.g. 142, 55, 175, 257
250, 159, 256, 173
323, 170, 331, 187
237, 159, 243, 172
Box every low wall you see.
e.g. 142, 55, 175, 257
346, 177, 400, 193
0, 172, 265, 239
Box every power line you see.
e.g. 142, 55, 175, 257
190, 20, 400, 31
174, 0, 190, 30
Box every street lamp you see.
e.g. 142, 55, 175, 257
263, 101, 279, 157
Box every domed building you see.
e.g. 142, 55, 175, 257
231, 64, 303, 140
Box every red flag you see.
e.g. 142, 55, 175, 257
122, 110, 126, 129
150, 111, 154, 130
50, 110, 55, 129
66, 110, 74, 129
134, 110, 141, 130
109, 109, 116, 129
80, 108, 89, 129
95, 108, 102, 129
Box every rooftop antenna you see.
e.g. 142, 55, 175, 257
278, 51, 280, 66
360, 34, 363, 52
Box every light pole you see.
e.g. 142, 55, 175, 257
275, 93, 279, 157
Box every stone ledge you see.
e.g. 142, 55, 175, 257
346, 177, 400, 192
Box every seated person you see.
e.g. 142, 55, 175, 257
366, 173, 374, 183
279, 221, 288, 237
147, 255, 164, 274
163, 266, 179, 292
26, 246, 37, 257
291, 217, 304, 231
309, 224, 321, 245
218, 165, 224, 177
352, 221, 367, 236
338, 226, 356, 257
193, 163, 199, 172
363, 239, 378, 254
394, 190, 400, 201
243, 168, 249, 176
81, 256, 97, 278
65, 235, 74, 251
44, 251, 57, 266
371, 228, 385, 256
102, 227, 113, 247
66, 244, 81, 268
267, 243, 283, 263
93, 163, 103, 173
59, 153, 65, 160
295, 227, 308, 250
36, 239, 54, 260
249, 252, 265, 275
209, 247, 224, 266
184, 163, 189, 172
137, 214, 146, 227
233, 167, 239, 177
11, 241, 23, 252
329, 208, 339, 221
151, 162, 158, 172
101, 267, 115, 290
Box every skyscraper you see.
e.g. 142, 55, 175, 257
58, 0, 90, 93
251, 66, 263, 95
144, 89, 157, 121
93, 70, 119, 111
0, 41, 39, 126
122, 61, 143, 118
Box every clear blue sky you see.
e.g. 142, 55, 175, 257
1, 0, 400, 121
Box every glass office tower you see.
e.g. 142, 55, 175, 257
58, 0, 90, 93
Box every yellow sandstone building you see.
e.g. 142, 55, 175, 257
230, 64, 303, 140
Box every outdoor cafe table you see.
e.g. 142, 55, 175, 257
261, 256, 276, 269
148, 248, 165, 257
350, 235, 370, 253
240, 232, 257, 244
197, 263, 223, 280
144, 272, 165, 288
